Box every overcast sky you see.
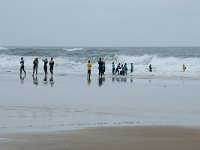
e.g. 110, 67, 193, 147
0, 0, 200, 46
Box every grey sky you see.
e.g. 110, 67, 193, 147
0, 0, 200, 46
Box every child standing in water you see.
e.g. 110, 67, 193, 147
20, 57, 26, 74
87, 60, 92, 80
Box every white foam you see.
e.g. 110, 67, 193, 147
62, 48, 83, 52
0, 54, 200, 79
0, 46, 8, 50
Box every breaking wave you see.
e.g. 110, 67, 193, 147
0, 52, 200, 79
62, 48, 83, 51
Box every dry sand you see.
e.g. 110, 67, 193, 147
1, 126, 200, 150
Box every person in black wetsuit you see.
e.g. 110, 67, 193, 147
20, 57, 26, 74
32, 58, 39, 76
42, 58, 48, 75
98, 58, 103, 78
49, 57, 54, 75
130, 63, 134, 73
149, 64, 152, 72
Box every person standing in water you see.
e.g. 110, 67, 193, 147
102, 61, 105, 75
87, 60, 92, 80
130, 63, 134, 73
98, 58, 103, 78
20, 57, 26, 74
112, 62, 115, 75
32, 58, 39, 76
183, 64, 186, 72
116, 63, 121, 75
124, 63, 128, 75
42, 58, 48, 75
149, 64, 152, 72
49, 57, 54, 75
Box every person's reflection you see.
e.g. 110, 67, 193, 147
124, 78, 127, 83
20, 73, 26, 85
87, 78, 91, 86
98, 77, 105, 87
43, 74, 48, 86
130, 78, 133, 83
49, 75, 54, 87
112, 77, 115, 82
98, 77, 103, 87
33, 75, 39, 86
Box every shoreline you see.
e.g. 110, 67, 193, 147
1, 126, 200, 150
2, 71, 200, 81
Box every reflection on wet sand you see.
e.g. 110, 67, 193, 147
20, 73, 26, 85
87, 79, 91, 86
112, 77, 135, 83
112, 77, 128, 83
43, 74, 48, 86
49, 75, 54, 87
98, 77, 105, 87
32, 75, 39, 86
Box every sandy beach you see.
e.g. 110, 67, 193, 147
1, 126, 200, 150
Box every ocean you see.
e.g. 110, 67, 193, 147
0, 46, 200, 79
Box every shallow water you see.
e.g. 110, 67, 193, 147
0, 74, 200, 133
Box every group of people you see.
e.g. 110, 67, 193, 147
112, 62, 129, 75
86, 58, 188, 80
20, 57, 187, 81
87, 58, 106, 80
20, 57, 55, 76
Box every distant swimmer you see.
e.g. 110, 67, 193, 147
42, 58, 48, 75
183, 64, 186, 72
49, 57, 54, 75
20, 57, 26, 74
87, 60, 92, 80
32, 58, 39, 76
112, 62, 115, 75
130, 63, 134, 73
149, 64, 152, 72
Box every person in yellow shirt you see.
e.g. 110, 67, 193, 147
87, 60, 92, 80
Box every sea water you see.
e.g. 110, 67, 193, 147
1, 46, 200, 79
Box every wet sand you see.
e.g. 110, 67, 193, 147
1, 126, 200, 150
1, 74, 200, 133
1, 74, 200, 149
